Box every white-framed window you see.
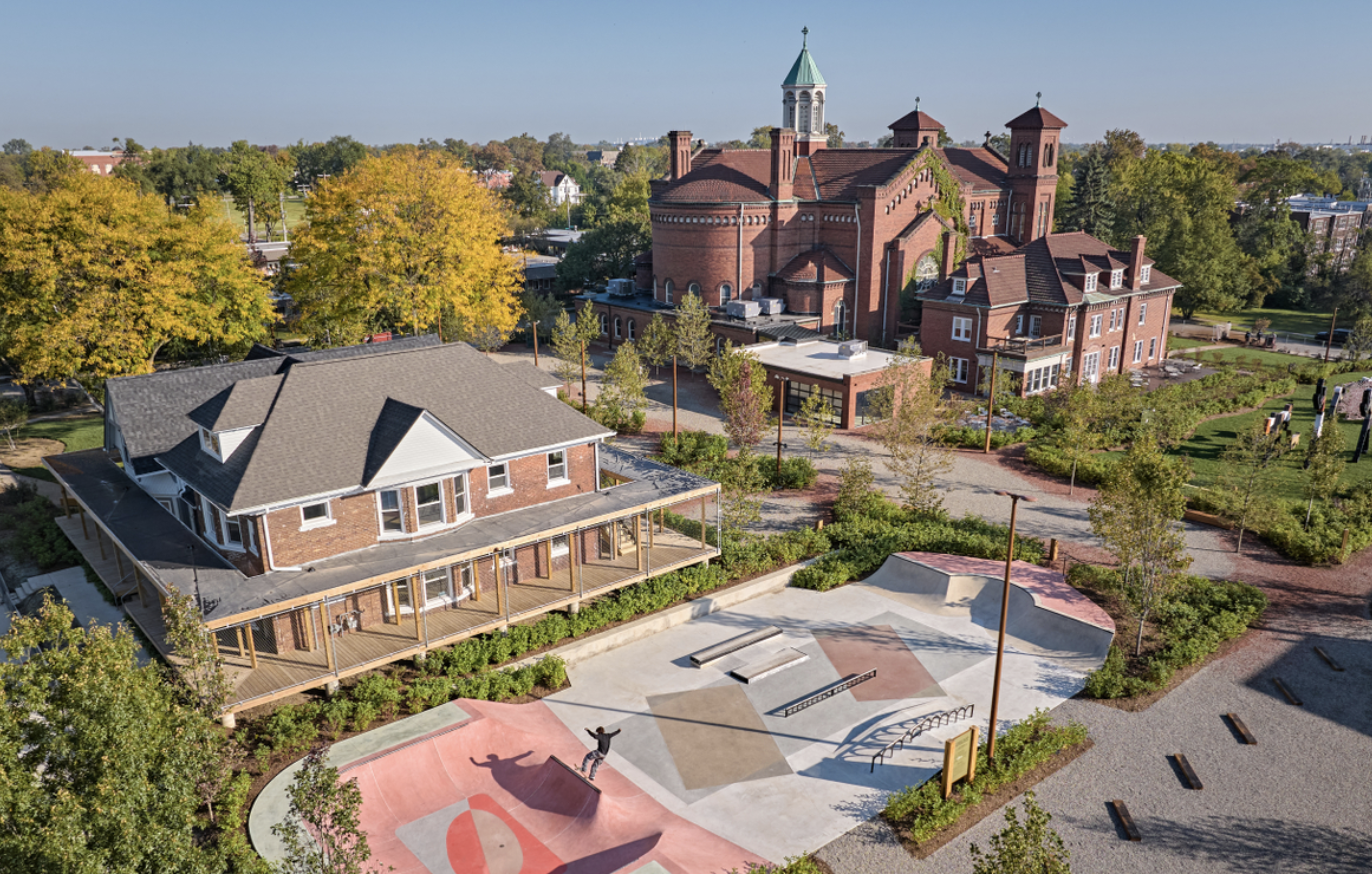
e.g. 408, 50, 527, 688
626, 318, 636, 340
1110, 269, 1123, 289
1089, 314, 1102, 338
949, 357, 969, 384
1138, 302, 1148, 325
952, 278, 967, 296
688, 282, 701, 296
300, 500, 332, 529
1015, 314, 1024, 335
613, 316, 621, 339
1108, 309, 1118, 332
1140, 265, 1151, 283
547, 450, 568, 484
952, 316, 972, 342
488, 462, 510, 494
415, 481, 445, 528
1133, 340, 1143, 363
453, 473, 467, 516
1108, 346, 1120, 369
379, 489, 404, 533
1082, 351, 1100, 384
551, 534, 570, 557
1084, 273, 1098, 292
664, 279, 674, 304
1067, 313, 1077, 338
597, 313, 607, 335
1028, 315, 1042, 338
225, 515, 243, 546
199, 427, 221, 458
1149, 337, 1158, 359
1026, 363, 1061, 394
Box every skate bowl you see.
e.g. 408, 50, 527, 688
860, 552, 1114, 672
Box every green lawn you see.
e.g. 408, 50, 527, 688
1166, 335, 1212, 351
1177, 306, 1337, 338
1178, 346, 1313, 370
219, 195, 309, 239
1171, 375, 1372, 501
10, 414, 104, 481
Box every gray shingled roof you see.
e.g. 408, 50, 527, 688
157, 342, 613, 513
503, 361, 563, 391
107, 336, 442, 476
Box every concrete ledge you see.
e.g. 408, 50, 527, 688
518, 557, 818, 670
690, 625, 782, 667
730, 648, 809, 683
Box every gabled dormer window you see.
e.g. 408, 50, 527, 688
951, 278, 967, 296
1110, 269, 1123, 289
1140, 265, 1151, 284
1084, 273, 1098, 292
199, 427, 221, 459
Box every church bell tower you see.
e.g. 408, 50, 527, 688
782, 28, 828, 157
1005, 94, 1068, 244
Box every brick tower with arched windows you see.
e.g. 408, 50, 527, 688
1006, 98, 1066, 244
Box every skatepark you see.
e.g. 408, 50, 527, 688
250, 551, 1114, 873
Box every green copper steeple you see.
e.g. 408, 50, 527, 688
782, 27, 825, 86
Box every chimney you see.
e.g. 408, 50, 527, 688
770, 128, 796, 201
1130, 235, 1147, 286
941, 230, 958, 278
668, 131, 693, 181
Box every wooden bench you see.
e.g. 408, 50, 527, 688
730, 648, 809, 684
689, 626, 782, 667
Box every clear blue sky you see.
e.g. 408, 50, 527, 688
5, 0, 1369, 150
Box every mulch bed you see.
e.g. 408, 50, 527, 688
887, 738, 1096, 860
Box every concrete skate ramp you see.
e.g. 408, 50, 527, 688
860, 552, 1114, 672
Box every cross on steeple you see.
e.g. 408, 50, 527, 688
915, 96, 920, 113
802, 26, 808, 47
1036, 91, 1042, 107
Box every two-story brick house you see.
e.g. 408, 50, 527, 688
47, 338, 720, 720
918, 232, 1181, 394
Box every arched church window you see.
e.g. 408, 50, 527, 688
720, 283, 733, 304
833, 300, 847, 338
1044, 143, 1055, 167
598, 313, 608, 335
627, 319, 636, 340
688, 282, 701, 296
613, 317, 622, 339
664, 279, 674, 304
914, 254, 939, 291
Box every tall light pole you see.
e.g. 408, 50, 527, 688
774, 374, 790, 477
987, 489, 1037, 762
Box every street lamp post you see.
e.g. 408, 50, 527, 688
987, 489, 1037, 762
774, 375, 789, 477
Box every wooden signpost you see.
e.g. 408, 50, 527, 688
941, 726, 979, 798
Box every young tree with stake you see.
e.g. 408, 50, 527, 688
870, 342, 953, 514
1213, 420, 1289, 553
273, 746, 385, 874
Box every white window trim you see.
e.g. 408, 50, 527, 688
1110, 269, 1123, 289
1138, 302, 1148, 326
1133, 340, 1143, 364
951, 278, 966, 295
950, 357, 969, 384
551, 534, 570, 558
1108, 346, 1120, 369
377, 488, 406, 536
1140, 265, 1151, 283
952, 316, 972, 343
412, 479, 448, 531
300, 500, 334, 531
199, 427, 222, 461
546, 450, 570, 488
487, 462, 513, 497
1089, 314, 1102, 338
1149, 337, 1158, 359
1084, 273, 1098, 292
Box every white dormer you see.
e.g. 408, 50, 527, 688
1110, 268, 1123, 289
369, 411, 487, 488
1084, 273, 1098, 292
951, 278, 967, 296
199, 426, 255, 462
1140, 265, 1151, 284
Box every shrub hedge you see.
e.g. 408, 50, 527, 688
882, 709, 1089, 844
1075, 567, 1267, 699
658, 429, 819, 492
937, 425, 1038, 450
1188, 487, 1372, 565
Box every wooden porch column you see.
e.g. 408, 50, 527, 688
412, 576, 424, 642
96, 526, 106, 560
235, 626, 246, 658
648, 512, 655, 549
544, 540, 552, 579
699, 500, 707, 548
573, 534, 583, 595
245, 625, 259, 669
389, 581, 401, 622
494, 557, 506, 617
322, 605, 337, 672
61, 486, 71, 518
133, 568, 147, 608
568, 534, 577, 592
304, 607, 317, 652
113, 548, 125, 582
78, 508, 89, 539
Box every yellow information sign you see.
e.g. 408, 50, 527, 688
941, 725, 980, 799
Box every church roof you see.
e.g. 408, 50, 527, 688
1006, 106, 1068, 130
936, 148, 1009, 192
654, 150, 772, 203
783, 44, 825, 86
889, 110, 944, 131
776, 247, 854, 283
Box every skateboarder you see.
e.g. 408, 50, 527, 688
579, 726, 620, 780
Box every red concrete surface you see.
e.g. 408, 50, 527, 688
898, 551, 1115, 631
813, 625, 942, 701
345, 699, 761, 874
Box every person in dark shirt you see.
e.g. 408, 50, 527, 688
579, 726, 620, 780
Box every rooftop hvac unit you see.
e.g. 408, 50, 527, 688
726, 300, 761, 319
757, 297, 786, 315
606, 278, 635, 296
838, 339, 868, 359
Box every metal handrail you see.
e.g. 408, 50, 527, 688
982, 334, 1065, 354
782, 669, 877, 717
869, 704, 975, 773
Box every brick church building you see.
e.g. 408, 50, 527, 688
597, 31, 1180, 396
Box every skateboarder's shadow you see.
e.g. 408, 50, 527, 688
469, 751, 539, 796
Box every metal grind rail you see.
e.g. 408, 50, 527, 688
869, 704, 976, 773
781, 669, 877, 717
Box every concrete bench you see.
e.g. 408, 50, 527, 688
689, 625, 782, 667
729, 649, 809, 684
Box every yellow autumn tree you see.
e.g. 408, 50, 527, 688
286, 147, 523, 346
0, 169, 273, 381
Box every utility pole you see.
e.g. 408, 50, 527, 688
580, 342, 589, 415
1324, 307, 1339, 362
984, 350, 999, 454
774, 375, 789, 477
987, 490, 1036, 762
280, 191, 288, 243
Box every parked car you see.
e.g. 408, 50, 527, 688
1314, 328, 1352, 346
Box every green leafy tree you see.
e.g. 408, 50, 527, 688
1064, 144, 1114, 239
824, 123, 845, 149
638, 312, 674, 377
0, 170, 273, 380
747, 126, 773, 149
291, 135, 368, 190
1088, 435, 1192, 655
2, 138, 31, 156
713, 354, 772, 453
138, 144, 226, 204
550, 300, 600, 410
833, 455, 883, 519
1047, 382, 1102, 496
797, 392, 835, 457
0, 600, 224, 873
596, 340, 649, 428
0, 397, 26, 449
162, 586, 233, 719
503, 168, 554, 235
519, 287, 561, 340
871, 342, 953, 513
969, 791, 1071, 874
674, 292, 713, 372
272, 746, 385, 874
555, 218, 647, 289
1213, 420, 1289, 554
219, 140, 294, 242
1304, 416, 1345, 527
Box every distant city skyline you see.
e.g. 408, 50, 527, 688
4, 0, 1370, 151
